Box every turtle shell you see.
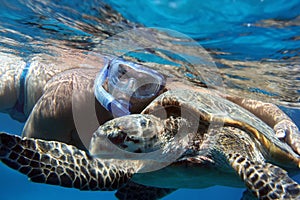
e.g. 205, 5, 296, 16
141, 89, 300, 168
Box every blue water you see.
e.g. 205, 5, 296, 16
0, 0, 300, 199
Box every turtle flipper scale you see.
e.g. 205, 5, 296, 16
0, 132, 134, 191
229, 153, 300, 199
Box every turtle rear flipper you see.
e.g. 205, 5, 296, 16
0, 132, 135, 191
229, 153, 300, 199
116, 181, 176, 200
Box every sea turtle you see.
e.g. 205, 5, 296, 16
1, 89, 300, 200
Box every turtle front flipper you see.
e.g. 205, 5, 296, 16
0, 132, 135, 191
228, 153, 300, 199
115, 181, 176, 200
226, 96, 300, 155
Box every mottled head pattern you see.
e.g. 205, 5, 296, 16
95, 114, 191, 154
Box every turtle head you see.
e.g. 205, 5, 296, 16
89, 114, 191, 173
90, 114, 165, 155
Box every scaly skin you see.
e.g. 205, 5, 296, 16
203, 126, 300, 200
0, 132, 135, 191
229, 153, 300, 199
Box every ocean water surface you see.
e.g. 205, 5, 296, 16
0, 0, 300, 199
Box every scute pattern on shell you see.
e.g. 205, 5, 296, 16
143, 89, 300, 167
